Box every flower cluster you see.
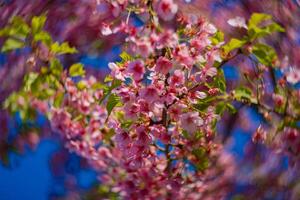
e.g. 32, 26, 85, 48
45, 3, 238, 198
1, 0, 300, 199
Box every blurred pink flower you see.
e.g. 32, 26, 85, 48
155, 0, 178, 21
180, 112, 203, 133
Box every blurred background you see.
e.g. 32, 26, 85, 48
0, 0, 299, 199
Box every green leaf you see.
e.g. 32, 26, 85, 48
53, 92, 64, 108
31, 15, 47, 34
3, 92, 17, 111
182, 130, 190, 139
234, 87, 252, 98
214, 69, 226, 92
92, 82, 108, 91
233, 87, 257, 104
222, 38, 246, 54
247, 13, 284, 40
215, 102, 226, 115
2, 91, 39, 122
69, 63, 85, 77
50, 59, 63, 77
192, 148, 210, 171
248, 26, 270, 40
99, 79, 122, 104
226, 103, 237, 114
77, 80, 87, 90
50, 42, 77, 55
248, 13, 272, 29
193, 96, 215, 112
9, 16, 30, 38
43, 88, 56, 99
211, 31, 224, 45
110, 79, 122, 91
121, 120, 133, 129
216, 102, 238, 115
104, 75, 114, 83
195, 157, 209, 171
252, 43, 277, 66
266, 23, 285, 33
0, 27, 10, 37
119, 51, 133, 64
23, 72, 39, 92
30, 75, 44, 96
106, 93, 122, 118
0, 16, 29, 38
194, 131, 204, 140
33, 31, 52, 46
1, 38, 24, 52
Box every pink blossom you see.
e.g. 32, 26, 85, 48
208, 88, 219, 95
154, 56, 173, 74
169, 103, 186, 121
65, 78, 77, 97
94, 90, 104, 100
67, 121, 85, 139
163, 91, 177, 105
252, 125, 267, 143
174, 44, 194, 67
205, 67, 218, 77
227, 16, 248, 29
188, 91, 207, 103
91, 106, 107, 123
114, 131, 131, 149
168, 70, 185, 86
108, 62, 125, 81
107, 118, 120, 130
279, 128, 300, 158
137, 99, 150, 113
206, 49, 222, 66
51, 109, 72, 133
111, 1, 122, 17
156, 30, 178, 49
150, 102, 164, 119
98, 147, 113, 159
204, 23, 217, 34
116, 87, 135, 103
150, 124, 166, 139
9, 3, 293, 198
190, 36, 211, 52
139, 86, 160, 103
31, 99, 48, 113
128, 156, 144, 170
180, 112, 203, 133
136, 39, 154, 58
124, 102, 140, 119
77, 90, 94, 114
272, 94, 285, 107
155, 0, 178, 21
286, 68, 300, 84
194, 91, 207, 99
127, 60, 145, 81
135, 125, 151, 146
101, 23, 113, 36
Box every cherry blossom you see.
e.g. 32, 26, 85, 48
108, 62, 126, 81
227, 16, 248, 29
286, 68, 300, 84
180, 112, 203, 134
155, 0, 178, 21
2, 1, 300, 199
127, 60, 145, 81
154, 56, 173, 74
